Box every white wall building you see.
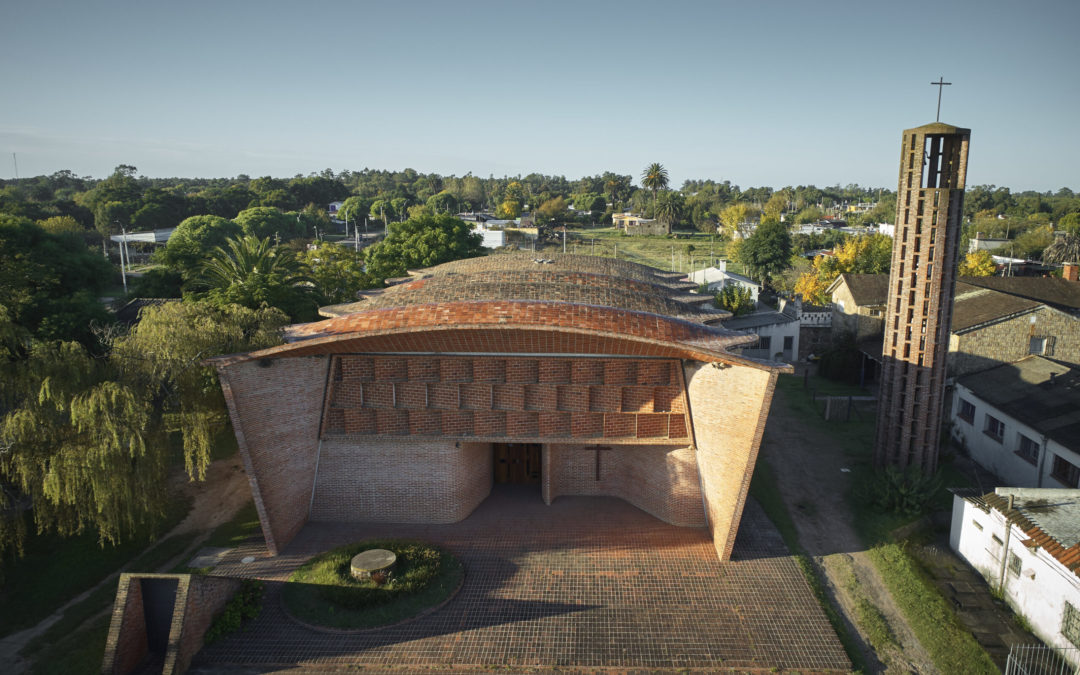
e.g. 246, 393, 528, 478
950, 487, 1080, 665
688, 263, 761, 303
950, 357, 1080, 489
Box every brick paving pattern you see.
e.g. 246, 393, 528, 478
192, 488, 849, 673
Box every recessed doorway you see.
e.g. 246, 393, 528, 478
493, 443, 541, 485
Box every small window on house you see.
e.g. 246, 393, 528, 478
1051, 455, 1080, 488
1029, 336, 1047, 355
783, 336, 793, 351
1016, 434, 1039, 464
758, 336, 771, 352
1063, 601, 1080, 648
984, 415, 1005, 442
972, 520, 983, 531
868, 308, 883, 317
958, 399, 975, 424
991, 534, 1003, 548
1007, 552, 1022, 577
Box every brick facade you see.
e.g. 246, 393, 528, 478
949, 306, 1080, 377
218, 357, 329, 555
875, 123, 970, 474
311, 439, 492, 523
211, 254, 788, 561
683, 361, 778, 560
103, 573, 241, 675
544, 443, 705, 526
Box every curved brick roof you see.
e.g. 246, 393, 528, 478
212, 254, 789, 372
321, 253, 719, 322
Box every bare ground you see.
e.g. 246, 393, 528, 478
761, 387, 938, 674
0, 456, 252, 673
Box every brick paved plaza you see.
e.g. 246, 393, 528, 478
192, 487, 850, 673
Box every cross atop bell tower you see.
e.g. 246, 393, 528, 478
931, 77, 951, 122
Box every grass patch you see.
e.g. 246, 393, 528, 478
20, 582, 117, 658
202, 500, 260, 550
0, 494, 191, 638
283, 539, 462, 629
868, 543, 997, 674
29, 613, 110, 675
555, 227, 733, 273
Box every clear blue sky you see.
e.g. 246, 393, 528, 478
2, 0, 1077, 191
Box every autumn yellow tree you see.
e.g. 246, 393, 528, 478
793, 233, 893, 304
959, 250, 996, 276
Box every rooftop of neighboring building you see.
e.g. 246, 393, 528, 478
954, 487, 1080, 578
957, 275, 1080, 314
827, 273, 890, 307
721, 308, 797, 330
957, 355, 1080, 452
951, 282, 1043, 332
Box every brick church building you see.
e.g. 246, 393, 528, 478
210, 253, 790, 561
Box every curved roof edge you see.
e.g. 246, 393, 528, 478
206, 300, 792, 373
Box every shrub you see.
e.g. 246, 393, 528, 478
205, 579, 263, 643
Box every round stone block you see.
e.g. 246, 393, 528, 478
350, 548, 397, 581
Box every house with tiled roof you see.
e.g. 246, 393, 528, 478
828, 274, 1080, 380
950, 487, 1080, 664
208, 253, 791, 562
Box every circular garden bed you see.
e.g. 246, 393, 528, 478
281, 539, 463, 630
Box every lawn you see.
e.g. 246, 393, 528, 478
548, 227, 741, 274
0, 494, 191, 637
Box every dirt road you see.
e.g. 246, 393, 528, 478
760, 385, 938, 674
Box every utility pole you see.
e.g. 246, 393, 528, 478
11, 153, 17, 180
116, 222, 128, 295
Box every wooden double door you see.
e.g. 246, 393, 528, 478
493, 443, 541, 484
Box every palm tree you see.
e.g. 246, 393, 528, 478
654, 190, 683, 232
641, 163, 669, 212
1043, 232, 1080, 265
198, 235, 306, 291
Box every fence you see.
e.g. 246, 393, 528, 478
1005, 643, 1079, 675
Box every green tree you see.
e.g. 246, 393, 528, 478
641, 163, 669, 209
0, 216, 113, 346
737, 219, 792, 285
715, 285, 755, 316
654, 190, 684, 229
299, 241, 378, 304
536, 196, 568, 223
364, 212, 483, 281
234, 207, 303, 242
195, 235, 318, 321
1043, 232, 1080, 264
426, 191, 459, 214
35, 215, 83, 236
158, 215, 241, 277
0, 302, 287, 560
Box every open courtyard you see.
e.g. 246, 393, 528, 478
191, 486, 849, 673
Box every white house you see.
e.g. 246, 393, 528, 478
950, 487, 1080, 665
720, 298, 805, 364
950, 357, 1080, 489
470, 222, 507, 249
688, 263, 761, 303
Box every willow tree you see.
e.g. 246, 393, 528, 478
0, 301, 287, 561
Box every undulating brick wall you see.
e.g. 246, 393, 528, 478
310, 439, 492, 523
217, 356, 330, 554
102, 575, 148, 675
544, 443, 705, 526
321, 355, 690, 444
684, 361, 778, 560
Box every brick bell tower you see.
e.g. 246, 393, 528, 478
874, 122, 970, 474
